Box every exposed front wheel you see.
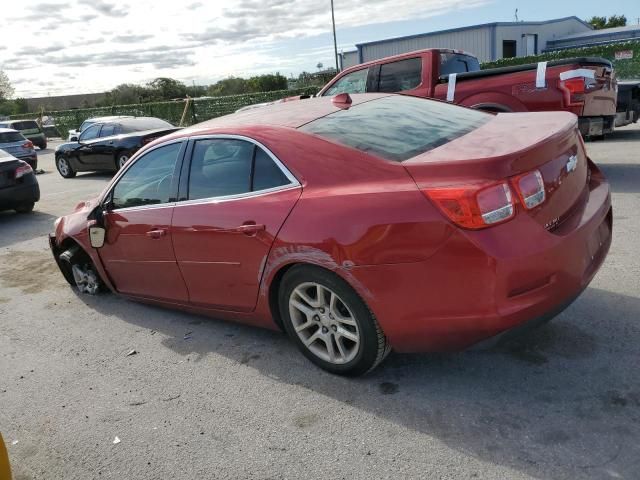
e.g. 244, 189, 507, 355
279, 265, 390, 376
59, 246, 105, 295
55, 156, 76, 178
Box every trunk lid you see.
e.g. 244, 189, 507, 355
404, 111, 589, 232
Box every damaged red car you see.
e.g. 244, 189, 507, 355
50, 93, 612, 375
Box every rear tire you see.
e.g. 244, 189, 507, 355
15, 202, 34, 213
56, 155, 76, 178
279, 265, 390, 376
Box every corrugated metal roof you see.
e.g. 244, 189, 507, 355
355, 16, 592, 48
552, 24, 640, 41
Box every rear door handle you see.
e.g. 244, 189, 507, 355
146, 228, 167, 239
234, 223, 265, 235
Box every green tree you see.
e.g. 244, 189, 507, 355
146, 77, 187, 101
0, 70, 14, 101
246, 73, 288, 93
207, 77, 249, 96
587, 14, 627, 29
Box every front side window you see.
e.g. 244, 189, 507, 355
79, 124, 101, 142
377, 58, 422, 93
440, 53, 480, 76
187, 139, 291, 200
323, 68, 368, 96
111, 142, 182, 209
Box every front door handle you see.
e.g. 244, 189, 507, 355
146, 228, 167, 239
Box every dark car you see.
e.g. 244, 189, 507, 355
0, 128, 38, 169
49, 94, 611, 375
0, 119, 47, 149
0, 149, 40, 213
54, 117, 179, 178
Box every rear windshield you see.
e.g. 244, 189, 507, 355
0, 131, 25, 143
10, 121, 39, 130
299, 95, 490, 162
120, 118, 173, 133
440, 53, 481, 75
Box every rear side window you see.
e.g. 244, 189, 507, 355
0, 132, 25, 143
323, 68, 368, 96
100, 124, 117, 137
299, 95, 490, 162
187, 139, 291, 200
377, 58, 422, 92
11, 121, 39, 131
440, 53, 480, 76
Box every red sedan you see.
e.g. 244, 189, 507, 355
50, 93, 612, 375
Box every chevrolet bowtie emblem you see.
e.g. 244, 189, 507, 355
566, 154, 578, 173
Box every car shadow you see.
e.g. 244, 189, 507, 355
71, 172, 115, 180
606, 125, 640, 143
75, 285, 640, 479
599, 163, 640, 194
0, 210, 58, 249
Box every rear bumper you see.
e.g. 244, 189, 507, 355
0, 176, 40, 209
578, 116, 615, 136
349, 166, 612, 353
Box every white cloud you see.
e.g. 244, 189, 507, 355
0, 0, 489, 97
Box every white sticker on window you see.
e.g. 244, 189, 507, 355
536, 61, 548, 89
447, 73, 457, 102
559, 69, 596, 81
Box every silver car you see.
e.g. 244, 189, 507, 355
0, 128, 37, 169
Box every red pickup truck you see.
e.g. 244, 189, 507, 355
316, 48, 617, 137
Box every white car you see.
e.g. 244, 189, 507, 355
67, 116, 133, 141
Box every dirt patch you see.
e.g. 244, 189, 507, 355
0, 250, 63, 294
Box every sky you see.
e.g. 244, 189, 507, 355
0, 0, 637, 98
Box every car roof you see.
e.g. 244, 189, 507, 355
86, 115, 133, 122
181, 93, 392, 134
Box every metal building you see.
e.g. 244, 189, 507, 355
340, 16, 592, 68
546, 24, 640, 51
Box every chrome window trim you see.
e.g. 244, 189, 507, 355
186, 133, 300, 186
104, 134, 301, 213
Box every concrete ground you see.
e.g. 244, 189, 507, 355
1, 125, 639, 480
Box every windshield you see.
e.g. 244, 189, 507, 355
299, 95, 490, 162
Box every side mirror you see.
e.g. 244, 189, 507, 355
70, 135, 78, 142
89, 226, 105, 248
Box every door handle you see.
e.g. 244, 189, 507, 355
146, 228, 167, 239
234, 223, 265, 235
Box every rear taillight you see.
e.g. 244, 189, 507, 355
22, 140, 34, 149
512, 169, 545, 209
424, 182, 515, 230
560, 77, 586, 106
15, 161, 33, 179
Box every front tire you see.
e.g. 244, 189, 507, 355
279, 265, 389, 376
55, 155, 76, 178
59, 246, 105, 295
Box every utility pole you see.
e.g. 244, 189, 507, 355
331, 0, 339, 72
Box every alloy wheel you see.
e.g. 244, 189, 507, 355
289, 282, 360, 364
71, 264, 101, 295
57, 157, 70, 176
118, 154, 129, 169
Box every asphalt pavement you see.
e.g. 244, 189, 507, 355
1, 126, 639, 480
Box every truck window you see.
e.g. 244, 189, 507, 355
378, 58, 422, 92
323, 68, 368, 96
440, 53, 480, 76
